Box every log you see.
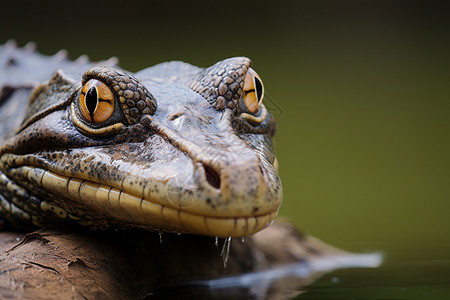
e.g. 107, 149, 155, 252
0, 219, 378, 299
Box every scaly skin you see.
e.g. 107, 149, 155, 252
0, 42, 282, 238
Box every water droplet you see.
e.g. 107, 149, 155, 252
241, 237, 245, 243
220, 237, 232, 268
159, 232, 163, 243
215, 236, 219, 247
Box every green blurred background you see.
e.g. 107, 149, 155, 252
2, 0, 449, 261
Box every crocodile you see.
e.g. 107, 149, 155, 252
0, 41, 282, 238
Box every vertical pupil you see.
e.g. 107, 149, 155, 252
86, 86, 98, 114
254, 77, 263, 102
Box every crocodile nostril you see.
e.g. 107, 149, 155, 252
202, 163, 221, 189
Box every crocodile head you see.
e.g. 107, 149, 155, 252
0, 57, 282, 238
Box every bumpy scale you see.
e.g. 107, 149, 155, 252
0, 43, 282, 238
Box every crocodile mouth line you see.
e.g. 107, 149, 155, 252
8, 165, 278, 238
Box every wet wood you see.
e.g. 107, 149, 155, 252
0, 219, 345, 299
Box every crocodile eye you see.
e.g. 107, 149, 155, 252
242, 68, 264, 114
79, 79, 115, 123
72, 67, 157, 136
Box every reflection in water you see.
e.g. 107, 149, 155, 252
299, 260, 450, 300
149, 253, 382, 299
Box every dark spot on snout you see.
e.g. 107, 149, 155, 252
202, 163, 221, 189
